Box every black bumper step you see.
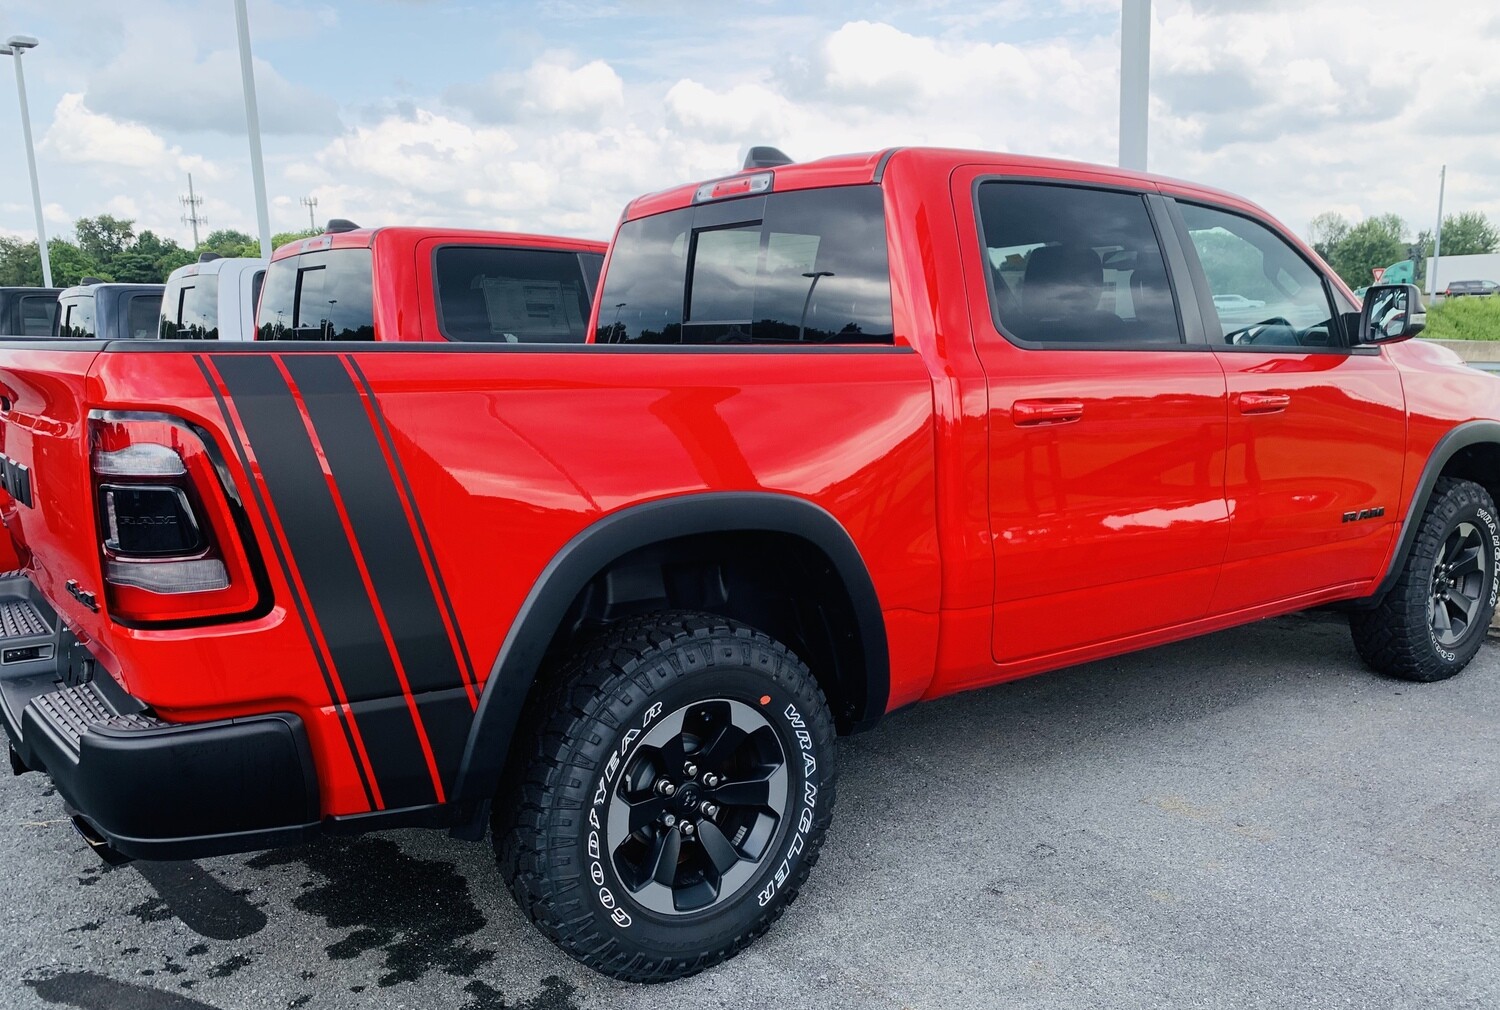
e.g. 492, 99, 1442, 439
0, 598, 49, 639
29, 681, 165, 757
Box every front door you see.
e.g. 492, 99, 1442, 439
1167, 199, 1406, 612
952, 170, 1231, 666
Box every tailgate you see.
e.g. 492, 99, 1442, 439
0, 341, 107, 621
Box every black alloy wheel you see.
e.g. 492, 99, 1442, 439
1429, 520, 1488, 648
606, 698, 789, 915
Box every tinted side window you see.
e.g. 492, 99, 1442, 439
18, 296, 56, 336
60, 298, 95, 338
976, 182, 1181, 346
126, 292, 162, 339
257, 249, 375, 341
434, 246, 593, 343
160, 277, 219, 339
1178, 202, 1338, 348
579, 252, 603, 299
597, 185, 893, 345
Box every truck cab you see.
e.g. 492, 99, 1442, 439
0, 287, 60, 337
256, 223, 606, 342
159, 255, 267, 340
54, 282, 163, 340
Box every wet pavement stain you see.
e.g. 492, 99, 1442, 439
459, 975, 581, 1010
125, 897, 174, 924
24, 969, 223, 1010
206, 953, 253, 978
246, 836, 495, 987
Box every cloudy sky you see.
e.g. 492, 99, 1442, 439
0, 0, 1495, 248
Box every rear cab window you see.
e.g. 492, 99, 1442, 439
160, 274, 220, 339
58, 297, 95, 338
125, 292, 162, 339
17, 295, 55, 336
258, 249, 375, 341
433, 246, 597, 343
596, 185, 893, 345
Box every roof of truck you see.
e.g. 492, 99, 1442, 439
269, 227, 607, 263
622, 146, 1268, 223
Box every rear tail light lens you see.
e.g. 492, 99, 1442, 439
89, 413, 264, 625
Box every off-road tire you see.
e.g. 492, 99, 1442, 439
494, 610, 837, 983
1350, 477, 1499, 681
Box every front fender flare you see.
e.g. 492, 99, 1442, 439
1367, 419, 1500, 603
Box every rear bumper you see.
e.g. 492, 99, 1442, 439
0, 574, 320, 860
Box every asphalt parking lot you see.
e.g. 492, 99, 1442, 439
3, 612, 1497, 1010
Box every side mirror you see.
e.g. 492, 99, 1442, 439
1358, 283, 1426, 344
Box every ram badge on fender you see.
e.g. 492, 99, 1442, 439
0, 148, 1496, 984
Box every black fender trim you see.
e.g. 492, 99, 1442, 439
1364, 420, 1500, 604
449, 492, 889, 807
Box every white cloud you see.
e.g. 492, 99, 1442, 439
448, 54, 625, 127
40, 94, 220, 181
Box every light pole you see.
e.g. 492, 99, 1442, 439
233, 0, 273, 259
2, 35, 52, 287
1119, 0, 1151, 172
1429, 164, 1446, 298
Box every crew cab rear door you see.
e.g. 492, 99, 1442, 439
950, 166, 1231, 666
1162, 197, 1405, 610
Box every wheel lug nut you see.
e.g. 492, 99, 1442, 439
656, 780, 676, 797
683, 762, 699, 779
679, 822, 695, 837
702, 773, 720, 788
662, 813, 676, 828
700, 802, 720, 817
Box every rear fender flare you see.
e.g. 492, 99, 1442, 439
449, 492, 888, 806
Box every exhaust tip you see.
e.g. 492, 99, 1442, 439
70, 815, 132, 866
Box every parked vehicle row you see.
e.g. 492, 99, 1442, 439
0, 147, 1496, 986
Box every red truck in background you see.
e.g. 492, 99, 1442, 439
0, 148, 1497, 984
256, 223, 606, 342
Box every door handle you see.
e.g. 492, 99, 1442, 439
1238, 391, 1290, 415
1012, 399, 1084, 426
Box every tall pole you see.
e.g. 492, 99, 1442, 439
234, 0, 273, 260
1119, 0, 1151, 172
6, 46, 51, 287
300, 195, 318, 232
1430, 164, 1446, 298
180, 172, 204, 249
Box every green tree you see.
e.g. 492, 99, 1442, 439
1329, 214, 1406, 288
201, 229, 258, 258
1308, 212, 1351, 264
1437, 211, 1500, 257
271, 228, 319, 251
73, 214, 137, 266
47, 239, 108, 286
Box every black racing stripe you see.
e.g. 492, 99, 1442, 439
346, 355, 479, 692
413, 688, 473, 788
281, 355, 472, 787
213, 353, 436, 808
194, 355, 377, 810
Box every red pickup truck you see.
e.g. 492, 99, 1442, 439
0, 148, 1496, 984
256, 223, 606, 342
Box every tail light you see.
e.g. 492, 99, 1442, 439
89, 411, 265, 625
